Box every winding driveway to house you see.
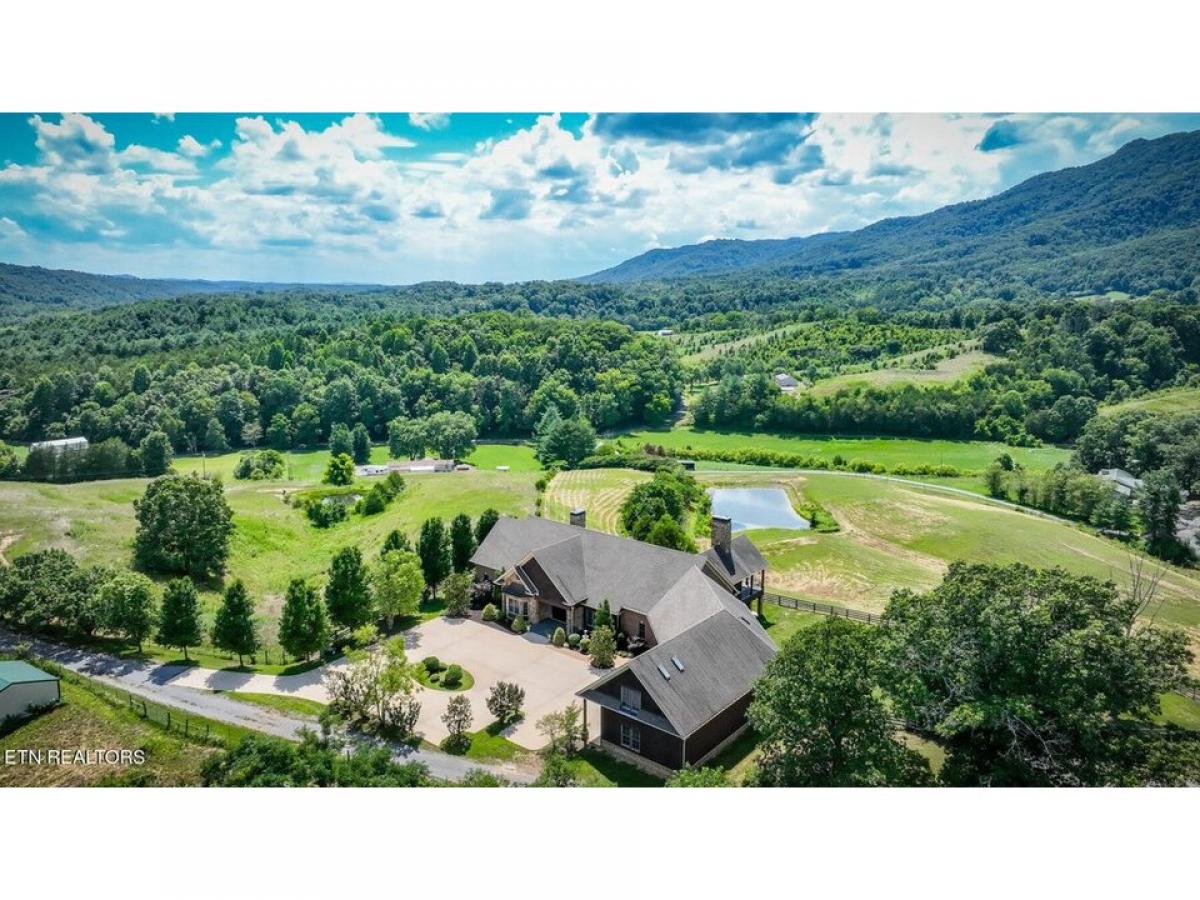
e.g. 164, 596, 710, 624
0, 627, 536, 784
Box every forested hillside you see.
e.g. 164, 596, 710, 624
587, 129, 1200, 298
0, 262, 384, 318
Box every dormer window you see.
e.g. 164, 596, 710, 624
620, 684, 642, 712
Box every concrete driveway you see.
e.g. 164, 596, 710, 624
402, 617, 615, 748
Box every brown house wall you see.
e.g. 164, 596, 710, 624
618, 610, 656, 646
600, 707, 683, 771
684, 692, 753, 766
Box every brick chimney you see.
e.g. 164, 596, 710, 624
570, 508, 587, 528
711, 515, 732, 552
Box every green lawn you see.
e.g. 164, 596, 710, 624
565, 747, 664, 786
463, 721, 528, 761
619, 425, 1070, 473
758, 603, 823, 648
1100, 387, 1200, 418
415, 664, 475, 692
463, 442, 543, 472
1156, 693, 1200, 731
222, 691, 328, 718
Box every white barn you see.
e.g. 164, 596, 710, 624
0, 661, 61, 723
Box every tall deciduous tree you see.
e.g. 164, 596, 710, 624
424, 411, 476, 460
156, 577, 202, 660
278, 578, 330, 660
373, 550, 424, 631
324, 546, 374, 630
387, 417, 427, 459
323, 453, 355, 486
133, 473, 234, 579
450, 513, 476, 572
212, 579, 259, 667
417, 517, 451, 597
138, 430, 173, 477
879, 562, 1192, 786
328, 422, 353, 459
750, 617, 929, 787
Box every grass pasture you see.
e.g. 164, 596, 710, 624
807, 348, 999, 396
0, 672, 217, 786
620, 425, 1071, 473
1099, 387, 1200, 418
0, 455, 539, 666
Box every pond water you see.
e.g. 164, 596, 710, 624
707, 487, 810, 531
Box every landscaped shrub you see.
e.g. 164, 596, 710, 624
486, 681, 526, 724
579, 635, 590, 653
481, 603, 498, 622
443, 664, 464, 688
567, 632, 581, 648
552, 626, 566, 647
422, 656, 443, 674
511, 615, 527, 635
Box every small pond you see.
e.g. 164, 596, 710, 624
707, 487, 810, 531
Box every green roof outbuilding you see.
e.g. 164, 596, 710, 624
0, 660, 60, 691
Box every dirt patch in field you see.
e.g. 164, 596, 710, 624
828, 509, 946, 575
0, 532, 20, 566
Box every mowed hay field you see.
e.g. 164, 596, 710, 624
543, 468, 650, 533
620, 426, 1071, 472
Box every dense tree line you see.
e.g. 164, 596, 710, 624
0, 308, 681, 458
694, 299, 1200, 446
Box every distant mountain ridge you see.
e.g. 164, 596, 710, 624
0, 263, 386, 318
584, 129, 1200, 291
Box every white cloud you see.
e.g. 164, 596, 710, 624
409, 112, 451, 131
2, 111, 1196, 282
177, 135, 221, 158
0, 216, 26, 241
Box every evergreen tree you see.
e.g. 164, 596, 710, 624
278, 578, 330, 660
203, 416, 230, 452
138, 430, 173, 477
329, 422, 353, 459
156, 576, 202, 660
417, 517, 451, 597
351, 423, 372, 464
324, 546, 374, 630
450, 513, 476, 572
381, 529, 411, 557
474, 508, 501, 544
589, 625, 616, 668
212, 579, 259, 667
594, 598, 612, 631
101, 572, 158, 653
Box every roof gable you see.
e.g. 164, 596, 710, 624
600, 610, 776, 736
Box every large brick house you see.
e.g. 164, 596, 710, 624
470, 510, 774, 772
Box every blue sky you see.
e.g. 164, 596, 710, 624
1, 112, 1197, 284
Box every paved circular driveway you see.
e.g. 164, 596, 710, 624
403, 617, 615, 747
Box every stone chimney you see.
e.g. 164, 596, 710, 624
570, 508, 587, 528
711, 515, 732, 552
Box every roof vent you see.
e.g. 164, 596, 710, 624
671, 655, 685, 672
656, 662, 671, 680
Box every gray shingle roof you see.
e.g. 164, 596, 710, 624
469, 516, 580, 573
703, 534, 768, 584
583, 609, 776, 737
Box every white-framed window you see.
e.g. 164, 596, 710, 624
506, 599, 528, 618
620, 723, 641, 753
619, 684, 642, 712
